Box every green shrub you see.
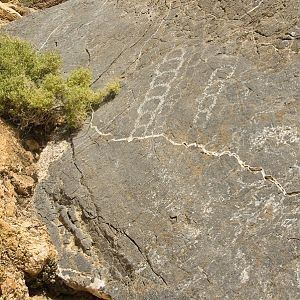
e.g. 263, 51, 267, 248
0, 35, 120, 131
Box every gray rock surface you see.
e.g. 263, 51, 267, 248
4, 0, 300, 298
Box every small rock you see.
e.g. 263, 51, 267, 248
24, 139, 41, 153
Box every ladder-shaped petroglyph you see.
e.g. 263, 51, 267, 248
193, 64, 237, 125
130, 48, 186, 139
151, 47, 208, 134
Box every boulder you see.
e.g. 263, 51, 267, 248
4, 0, 300, 298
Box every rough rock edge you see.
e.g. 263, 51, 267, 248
0, 1, 34, 26
57, 268, 111, 300
37, 141, 69, 182
0, 119, 58, 300
36, 141, 111, 299
0, 120, 106, 300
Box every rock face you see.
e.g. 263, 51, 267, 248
0, 1, 32, 26
0, 0, 66, 27
5, 0, 300, 299
0, 119, 57, 300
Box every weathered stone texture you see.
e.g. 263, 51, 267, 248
4, 0, 300, 298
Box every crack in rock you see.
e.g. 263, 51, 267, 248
122, 230, 168, 285
94, 213, 167, 285
88, 113, 296, 196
